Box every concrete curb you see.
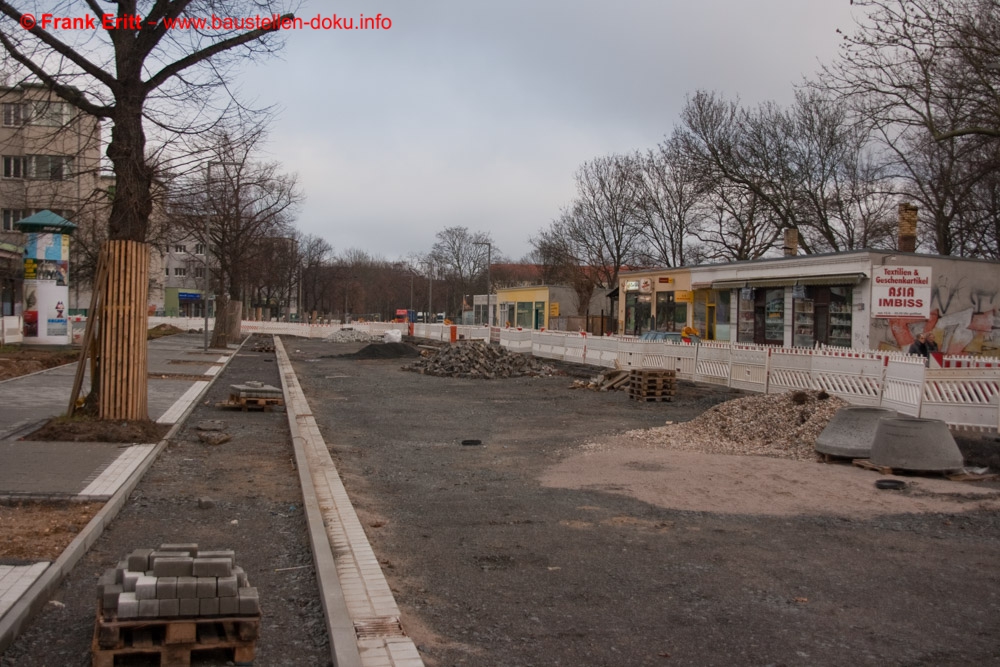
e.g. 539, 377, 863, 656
0, 336, 247, 655
274, 337, 363, 667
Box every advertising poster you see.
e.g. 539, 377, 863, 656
22, 233, 70, 343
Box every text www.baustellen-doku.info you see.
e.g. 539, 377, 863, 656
18, 12, 392, 32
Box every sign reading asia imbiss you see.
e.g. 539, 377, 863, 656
871, 266, 932, 318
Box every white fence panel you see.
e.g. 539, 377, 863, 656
810, 352, 884, 405
584, 337, 620, 369
693, 344, 731, 387
659, 343, 698, 379
1, 315, 23, 345
499, 328, 533, 352
881, 358, 925, 416
729, 345, 769, 393
921, 368, 1000, 431
768, 349, 814, 394
456, 325, 489, 341
563, 334, 588, 364
532, 331, 567, 361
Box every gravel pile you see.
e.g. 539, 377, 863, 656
324, 328, 375, 343
615, 389, 848, 460
403, 341, 559, 379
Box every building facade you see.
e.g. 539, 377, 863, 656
619, 251, 1000, 356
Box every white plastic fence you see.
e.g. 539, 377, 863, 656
136, 318, 1000, 432
1, 315, 23, 345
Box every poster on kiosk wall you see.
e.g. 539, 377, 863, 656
22, 233, 70, 344
871, 265, 932, 319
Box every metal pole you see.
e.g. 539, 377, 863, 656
486, 243, 492, 326
203, 213, 209, 351
428, 266, 432, 322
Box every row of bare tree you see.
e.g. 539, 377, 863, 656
534, 0, 1000, 292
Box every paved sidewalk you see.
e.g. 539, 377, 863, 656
0, 333, 234, 649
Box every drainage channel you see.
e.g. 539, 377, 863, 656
273, 336, 424, 667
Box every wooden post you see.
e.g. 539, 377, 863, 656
98, 240, 150, 421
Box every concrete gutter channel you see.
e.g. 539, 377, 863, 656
2, 335, 424, 667
274, 336, 423, 667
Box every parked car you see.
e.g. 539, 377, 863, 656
639, 330, 685, 343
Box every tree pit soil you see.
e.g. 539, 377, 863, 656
0, 502, 102, 561
0, 348, 79, 382
21, 417, 170, 443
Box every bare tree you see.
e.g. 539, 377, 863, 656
0, 0, 295, 419
634, 139, 704, 267
170, 127, 301, 345
822, 0, 1000, 142
428, 226, 493, 317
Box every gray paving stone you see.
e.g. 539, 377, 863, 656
127, 549, 154, 572
121, 571, 140, 592
197, 549, 235, 564
151, 556, 193, 577
159, 598, 179, 617
118, 592, 138, 619
238, 587, 259, 615
178, 597, 199, 616
232, 565, 248, 587
156, 577, 177, 600
102, 584, 122, 610
219, 595, 239, 616
192, 557, 231, 577
176, 576, 197, 599
135, 575, 157, 600
138, 599, 159, 617
199, 597, 220, 616
158, 543, 198, 555
216, 575, 237, 598
196, 577, 216, 598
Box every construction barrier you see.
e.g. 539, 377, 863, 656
133, 318, 1000, 432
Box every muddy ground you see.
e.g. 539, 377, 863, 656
285, 337, 1000, 667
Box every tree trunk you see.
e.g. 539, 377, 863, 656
95, 240, 150, 420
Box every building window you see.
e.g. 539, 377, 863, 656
655, 292, 686, 332
2, 209, 25, 232
165, 267, 170, 276
3, 156, 26, 179
194, 267, 205, 279
195, 243, 205, 255
2, 103, 23, 126
174, 267, 187, 277
26, 101, 72, 127
174, 244, 186, 253
26, 155, 73, 180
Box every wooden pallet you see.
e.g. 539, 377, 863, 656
851, 458, 998, 481
93, 609, 260, 667
216, 396, 284, 412
629, 369, 676, 380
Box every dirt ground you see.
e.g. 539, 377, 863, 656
0, 347, 78, 382
0, 503, 103, 561
284, 337, 1000, 667
1, 336, 330, 667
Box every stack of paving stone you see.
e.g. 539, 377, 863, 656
96, 543, 259, 620
324, 328, 375, 342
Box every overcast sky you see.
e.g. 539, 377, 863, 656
245, 0, 858, 263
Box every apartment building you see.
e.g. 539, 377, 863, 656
0, 83, 102, 316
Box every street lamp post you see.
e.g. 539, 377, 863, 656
473, 241, 492, 326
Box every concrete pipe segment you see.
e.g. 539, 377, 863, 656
870, 417, 965, 472
815, 406, 898, 459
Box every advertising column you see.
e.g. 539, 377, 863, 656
23, 232, 71, 344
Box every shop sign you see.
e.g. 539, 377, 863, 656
871, 266, 931, 318
740, 287, 754, 301
657, 276, 673, 284
791, 284, 806, 299
674, 290, 693, 303
624, 280, 640, 292
550, 302, 560, 317
639, 278, 653, 293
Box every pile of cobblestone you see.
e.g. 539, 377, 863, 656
323, 328, 375, 343
96, 543, 259, 619
403, 341, 558, 379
